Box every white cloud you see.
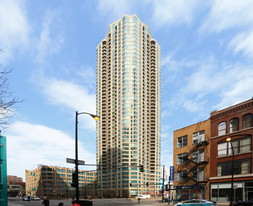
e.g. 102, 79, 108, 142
36, 10, 64, 63
7, 121, 95, 180
229, 30, 253, 58
163, 53, 253, 115
37, 76, 97, 130
0, 0, 30, 62
184, 62, 253, 110
216, 70, 253, 109
41, 77, 96, 112
0, 0, 64, 63
201, 0, 253, 33
200, 0, 253, 58
76, 66, 96, 91
183, 61, 224, 94
151, 0, 200, 28
96, 0, 134, 21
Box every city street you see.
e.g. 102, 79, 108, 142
8, 197, 170, 206
8, 197, 230, 206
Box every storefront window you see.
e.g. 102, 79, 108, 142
245, 182, 253, 200
192, 189, 201, 199
211, 183, 243, 202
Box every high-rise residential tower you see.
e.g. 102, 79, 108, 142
96, 15, 161, 198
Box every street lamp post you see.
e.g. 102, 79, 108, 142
217, 134, 250, 205
162, 165, 165, 202
168, 176, 171, 203
75, 111, 99, 202
226, 137, 234, 206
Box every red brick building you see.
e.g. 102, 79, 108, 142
7, 175, 23, 185
209, 98, 253, 202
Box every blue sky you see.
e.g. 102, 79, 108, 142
1, 0, 253, 180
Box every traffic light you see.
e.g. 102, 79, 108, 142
146, 182, 149, 186
71, 172, 78, 188
140, 165, 144, 172
130, 183, 132, 187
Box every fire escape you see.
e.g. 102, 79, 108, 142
179, 139, 209, 184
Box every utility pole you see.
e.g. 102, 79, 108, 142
162, 165, 165, 202
137, 182, 139, 197
169, 176, 171, 204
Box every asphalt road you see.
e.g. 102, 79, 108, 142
8, 197, 170, 206
8, 197, 229, 206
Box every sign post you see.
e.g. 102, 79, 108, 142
169, 166, 174, 203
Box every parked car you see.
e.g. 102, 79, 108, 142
232, 200, 253, 206
176, 199, 216, 206
22, 196, 31, 201
136, 195, 147, 199
31, 196, 40, 201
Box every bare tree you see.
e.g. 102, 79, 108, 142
0, 54, 22, 128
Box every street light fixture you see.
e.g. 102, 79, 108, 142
226, 137, 234, 206
217, 134, 251, 204
75, 111, 99, 202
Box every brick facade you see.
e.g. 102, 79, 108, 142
173, 119, 211, 200
209, 98, 253, 202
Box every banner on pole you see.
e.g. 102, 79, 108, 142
170, 166, 174, 181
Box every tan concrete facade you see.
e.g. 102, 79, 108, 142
173, 119, 211, 201
96, 15, 161, 198
25, 165, 96, 198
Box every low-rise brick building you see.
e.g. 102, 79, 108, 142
209, 98, 253, 202
173, 119, 211, 201
7, 175, 23, 185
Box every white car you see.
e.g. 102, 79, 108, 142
176, 199, 216, 206
136, 195, 147, 199
32, 196, 40, 201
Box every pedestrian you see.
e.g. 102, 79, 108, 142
58, 202, 64, 206
138, 197, 141, 203
42, 196, 50, 206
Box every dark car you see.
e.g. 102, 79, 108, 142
22, 196, 31, 201
232, 200, 253, 206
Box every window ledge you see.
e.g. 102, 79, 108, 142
217, 151, 252, 159
210, 173, 253, 180
211, 127, 253, 140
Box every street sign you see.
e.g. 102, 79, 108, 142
66, 158, 85, 165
